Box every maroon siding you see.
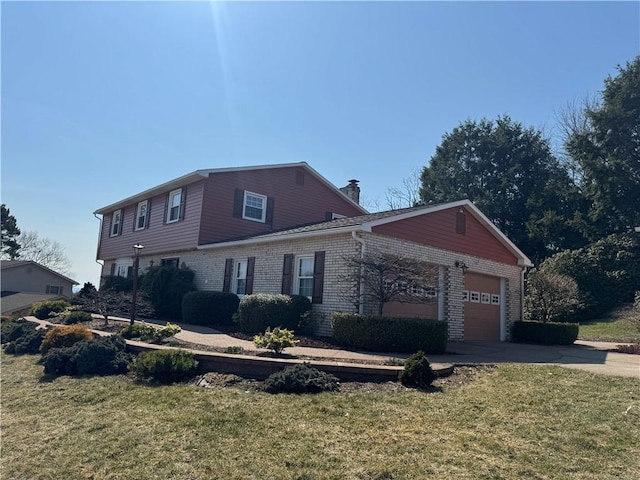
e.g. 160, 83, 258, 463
198, 166, 364, 245
371, 206, 518, 265
97, 181, 205, 260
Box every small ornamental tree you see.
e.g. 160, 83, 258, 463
524, 271, 580, 323
74, 288, 154, 326
342, 251, 439, 316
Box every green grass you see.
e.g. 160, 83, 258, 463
2, 353, 639, 480
579, 305, 640, 343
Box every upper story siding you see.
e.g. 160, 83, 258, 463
97, 181, 205, 260
197, 166, 365, 245
371, 205, 519, 265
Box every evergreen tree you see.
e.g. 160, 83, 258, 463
1, 204, 21, 259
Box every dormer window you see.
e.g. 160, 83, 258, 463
243, 191, 267, 223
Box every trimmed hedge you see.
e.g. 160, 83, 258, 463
234, 294, 312, 335
63, 310, 93, 325
181, 291, 239, 326
511, 321, 579, 345
331, 313, 447, 354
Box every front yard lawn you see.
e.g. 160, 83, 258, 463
579, 305, 640, 343
2, 353, 639, 479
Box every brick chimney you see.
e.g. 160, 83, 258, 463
340, 179, 360, 204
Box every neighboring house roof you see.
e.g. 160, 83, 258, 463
93, 162, 368, 215
0, 292, 60, 315
0, 260, 79, 285
198, 200, 534, 267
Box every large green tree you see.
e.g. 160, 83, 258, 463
420, 116, 586, 262
564, 57, 640, 237
1, 204, 21, 259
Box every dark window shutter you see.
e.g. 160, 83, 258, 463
45, 285, 51, 294
456, 211, 466, 235
246, 257, 255, 294
325, 211, 333, 221
223, 258, 233, 293
127, 266, 133, 278
266, 197, 275, 225
233, 189, 244, 218
109, 213, 114, 236
312, 251, 325, 304
118, 209, 123, 236
146, 199, 151, 229
163, 193, 169, 224
281, 254, 294, 294
60, 286, 63, 295
110, 263, 116, 276
179, 188, 186, 221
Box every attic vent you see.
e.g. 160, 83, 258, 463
296, 170, 305, 186
456, 211, 466, 235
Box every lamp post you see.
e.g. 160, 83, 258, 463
130, 244, 144, 325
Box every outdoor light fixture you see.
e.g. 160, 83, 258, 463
130, 244, 144, 324
455, 260, 469, 274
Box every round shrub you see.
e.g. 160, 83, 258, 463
234, 294, 312, 335
72, 336, 132, 376
131, 349, 198, 383
182, 291, 239, 327
263, 363, 340, 394
29, 300, 70, 320
40, 324, 93, 354
63, 310, 93, 325
253, 327, 299, 354
399, 351, 436, 389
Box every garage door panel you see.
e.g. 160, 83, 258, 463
464, 273, 501, 341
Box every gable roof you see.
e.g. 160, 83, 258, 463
198, 200, 533, 267
94, 162, 368, 215
1, 260, 79, 285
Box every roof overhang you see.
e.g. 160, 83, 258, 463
0, 260, 79, 285
197, 199, 533, 268
94, 162, 368, 216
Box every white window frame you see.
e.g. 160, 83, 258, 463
463, 290, 469, 302
481, 292, 491, 304
110, 209, 122, 237
233, 259, 248, 296
135, 200, 148, 231
242, 191, 267, 223
331, 213, 346, 220
167, 189, 182, 223
491, 294, 501, 305
470, 291, 480, 303
293, 255, 314, 299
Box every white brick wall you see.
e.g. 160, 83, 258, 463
105, 231, 525, 340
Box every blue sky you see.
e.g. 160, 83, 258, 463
2, 1, 639, 287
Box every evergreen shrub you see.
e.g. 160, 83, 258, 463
234, 294, 312, 334
181, 291, 239, 326
40, 324, 93, 354
331, 313, 448, 354
511, 321, 579, 345
2, 320, 45, 355
63, 311, 93, 325
40, 335, 131, 376
120, 322, 181, 343
399, 350, 436, 388
264, 363, 340, 394
131, 349, 198, 383
253, 327, 299, 354
29, 300, 70, 320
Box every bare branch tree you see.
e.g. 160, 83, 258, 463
342, 251, 439, 316
524, 271, 580, 323
385, 168, 423, 210
74, 288, 154, 326
15, 230, 72, 275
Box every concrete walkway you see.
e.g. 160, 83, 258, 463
147, 319, 640, 379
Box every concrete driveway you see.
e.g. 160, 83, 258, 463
436, 340, 640, 378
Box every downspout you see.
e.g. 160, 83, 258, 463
520, 266, 528, 321
352, 231, 366, 315
94, 213, 105, 274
